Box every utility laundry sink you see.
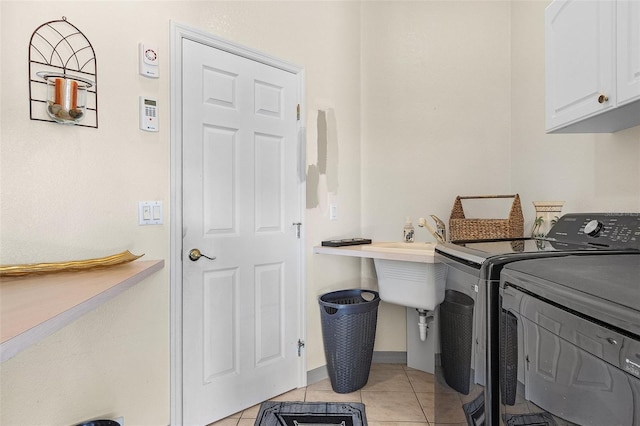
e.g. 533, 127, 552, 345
369, 257, 447, 310
362, 242, 447, 310
313, 241, 447, 310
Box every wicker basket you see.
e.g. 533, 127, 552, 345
448, 194, 524, 242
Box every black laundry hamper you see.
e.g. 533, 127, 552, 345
319, 289, 380, 393
440, 289, 474, 394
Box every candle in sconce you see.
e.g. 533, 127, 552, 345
54, 78, 78, 110
40, 71, 91, 124
54, 78, 62, 105
71, 81, 77, 109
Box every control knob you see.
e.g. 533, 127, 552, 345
584, 219, 603, 237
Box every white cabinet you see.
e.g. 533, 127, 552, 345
617, 0, 640, 105
545, 0, 640, 133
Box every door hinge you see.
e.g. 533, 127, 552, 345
297, 339, 305, 356
293, 222, 302, 239
296, 104, 300, 121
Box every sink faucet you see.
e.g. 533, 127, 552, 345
418, 215, 446, 243
431, 215, 447, 242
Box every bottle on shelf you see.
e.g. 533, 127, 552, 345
403, 217, 415, 243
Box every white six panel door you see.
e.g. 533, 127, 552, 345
181, 38, 301, 426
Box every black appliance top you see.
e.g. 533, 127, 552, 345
501, 254, 640, 336
436, 213, 640, 266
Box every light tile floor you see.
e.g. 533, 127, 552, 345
209, 363, 485, 426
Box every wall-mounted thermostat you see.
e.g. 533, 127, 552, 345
140, 96, 158, 132
139, 43, 159, 78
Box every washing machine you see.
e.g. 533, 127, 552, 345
435, 212, 640, 425
500, 254, 640, 426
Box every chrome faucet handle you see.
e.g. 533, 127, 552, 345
430, 215, 446, 230
418, 217, 445, 243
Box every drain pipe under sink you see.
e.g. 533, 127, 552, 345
416, 309, 434, 341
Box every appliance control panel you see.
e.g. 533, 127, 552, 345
547, 213, 640, 250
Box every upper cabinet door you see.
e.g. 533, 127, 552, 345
617, 0, 640, 105
545, 0, 615, 132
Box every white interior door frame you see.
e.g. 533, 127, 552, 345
169, 21, 306, 426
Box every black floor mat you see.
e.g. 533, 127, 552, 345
504, 412, 557, 426
255, 401, 367, 426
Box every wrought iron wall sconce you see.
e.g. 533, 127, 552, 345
28, 17, 98, 127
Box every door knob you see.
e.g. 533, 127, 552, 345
598, 94, 609, 104
188, 248, 216, 262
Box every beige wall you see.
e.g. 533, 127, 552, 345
361, 0, 639, 355
1, 1, 363, 424
510, 1, 640, 218
1, 2, 172, 425
360, 1, 513, 350
1, 1, 639, 425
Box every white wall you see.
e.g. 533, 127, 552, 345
1, 1, 363, 424
510, 1, 640, 222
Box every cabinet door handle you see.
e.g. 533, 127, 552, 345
598, 94, 609, 104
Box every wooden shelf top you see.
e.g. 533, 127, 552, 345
0, 259, 164, 363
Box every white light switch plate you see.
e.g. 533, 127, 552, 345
139, 201, 163, 225
329, 203, 338, 221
